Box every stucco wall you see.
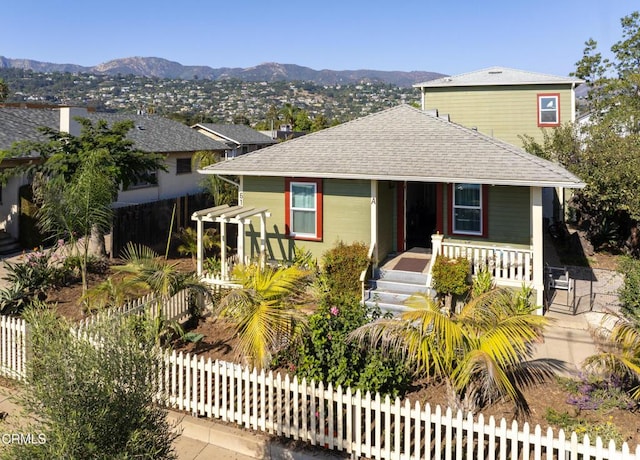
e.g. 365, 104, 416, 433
114, 153, 202, 207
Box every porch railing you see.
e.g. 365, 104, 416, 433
436, 239, 534, 287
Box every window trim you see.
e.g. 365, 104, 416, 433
537, 93, 560, 127
285, 178, 323, 241
448, 183, 488, 237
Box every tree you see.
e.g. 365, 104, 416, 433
36, 150, 113, 294
4, 117, 165, 189
215, 263, 310, 369
350, 288, 549, 414
4, 307, 176, 459
3, 117, 167, 256
294, 109, 312, 131
0, 78, 8, 102
279, 103, 298, 129
191, 150, 237, 206
310, 114, 330, 132
522, 12, 640, 251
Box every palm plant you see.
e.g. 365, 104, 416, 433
86, 243, 214, 340
36, 149, 114, 294
215, 263, 310, 369
585, 314, 640, 400
176, 226, 220, 268
350, 288, 549, 415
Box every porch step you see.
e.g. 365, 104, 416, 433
0, 231, 21, 256
365, 269, 435, 315
375, 268, 429, 285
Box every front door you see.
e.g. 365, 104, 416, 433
405, 182, 437, 250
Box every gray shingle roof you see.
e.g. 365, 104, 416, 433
413, 66, 584, 88
0, 108, 228, 153
194, 123, 276, 146
201, 105, 584, 188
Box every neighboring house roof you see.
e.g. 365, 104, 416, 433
0, 108, 228, 153
192, 123, 276, 147
201, 104, 584, 189
413, 66, 584, 88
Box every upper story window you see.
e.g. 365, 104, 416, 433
285, 178, 323, 241
452, 183, 483, 236
176, 158, 192, 175
538, 94, 560, 127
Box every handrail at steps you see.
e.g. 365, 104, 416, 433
360, 243, 376, 303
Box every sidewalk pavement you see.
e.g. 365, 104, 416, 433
530, 309, 600, 376
0, 385, 344, 459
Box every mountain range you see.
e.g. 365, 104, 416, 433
0, 56, 445, 87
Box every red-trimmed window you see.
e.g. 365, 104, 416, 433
285, 178, 323, 241
449, 183, 488, 237
537, 93, 560, 127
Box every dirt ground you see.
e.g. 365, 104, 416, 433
43, 252, 640, 448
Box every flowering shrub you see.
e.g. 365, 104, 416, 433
295, 296, 410, 397
558, 374, 637, 412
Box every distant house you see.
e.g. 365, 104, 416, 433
191, 123, 276, 159
413, 67, 584, 147
195, 105, 584, 309
0, 106, 227, 249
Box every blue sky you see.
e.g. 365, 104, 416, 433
2, 1, 635, 77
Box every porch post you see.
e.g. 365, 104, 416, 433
220, 221, 227, 280
237, 221, 245, 267
371, 180, 378, 264
426, 233, 444, 288
259, 212, 267, 268
196, 217, 204, 277
531, 187, 544, 313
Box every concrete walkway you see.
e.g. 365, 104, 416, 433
531, 309, 600, 376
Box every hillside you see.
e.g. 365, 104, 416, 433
0, 56, 445, 88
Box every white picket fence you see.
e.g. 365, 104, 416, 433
158, 352, 640, 460
0, 315, 27, 381
1, 296, 640, 459
75, 289, 193, 330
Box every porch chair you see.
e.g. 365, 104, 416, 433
545, 264, 576, 313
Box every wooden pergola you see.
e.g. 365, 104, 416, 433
191, 204, 271, 279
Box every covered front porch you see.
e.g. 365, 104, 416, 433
369, 180, 545, 310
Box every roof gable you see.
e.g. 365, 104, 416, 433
414, 66, 584, 88
193, 123, 276, 146
202, 105, 584, 189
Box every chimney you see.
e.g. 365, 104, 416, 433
59, 107, 88, 136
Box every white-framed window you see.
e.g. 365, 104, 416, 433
290, 182, 316, 236
538, 94, 560, 126
452, 183, 482, 235
285, 178, 323, 240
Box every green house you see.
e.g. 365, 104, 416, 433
194, 105, 584, 310
413, 67, 584, 147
